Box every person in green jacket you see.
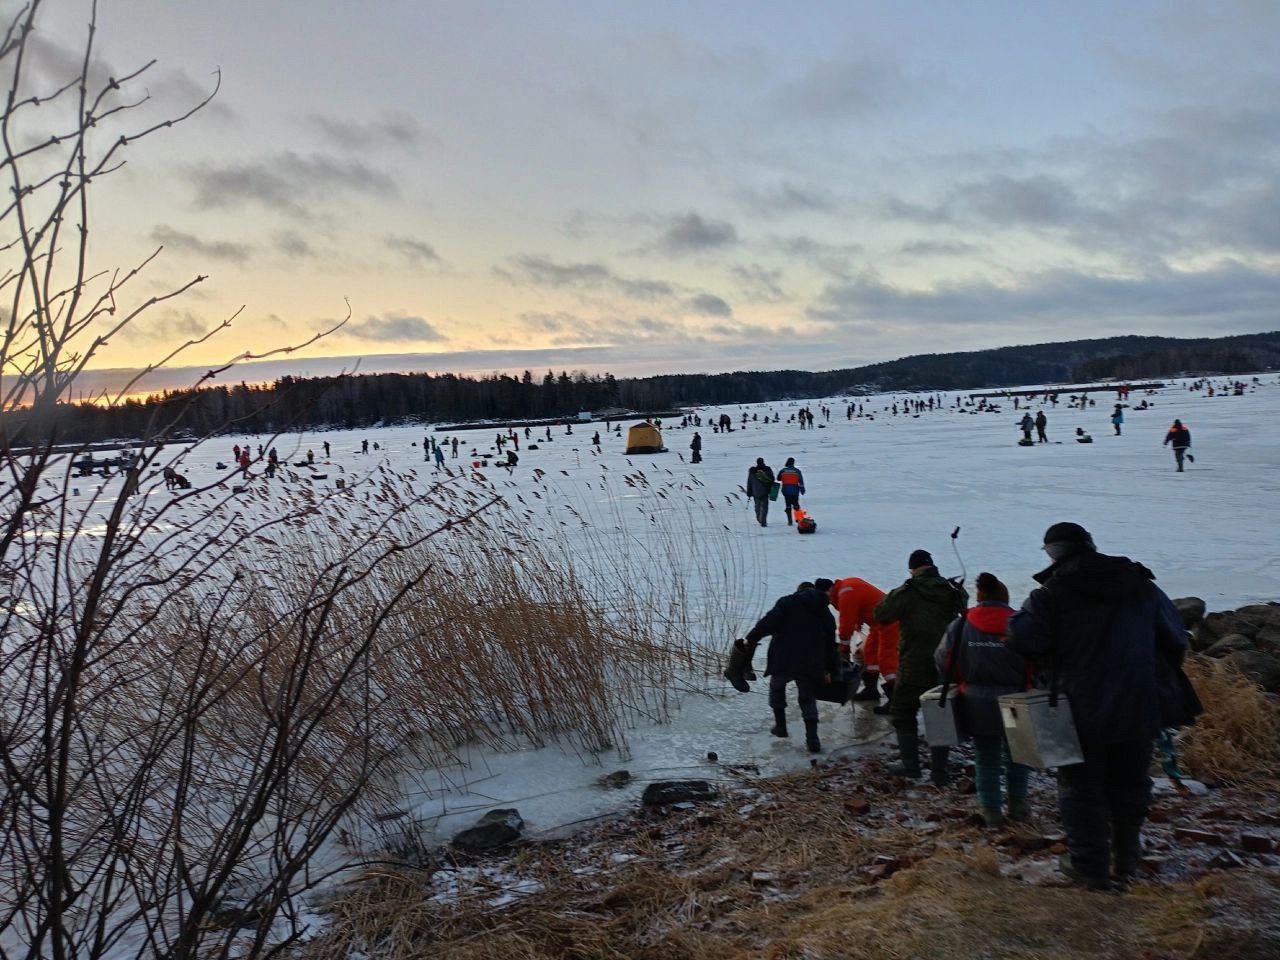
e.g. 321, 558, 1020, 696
874, 549, 968, 784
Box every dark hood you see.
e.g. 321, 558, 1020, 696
1034, 551, 1155, 601
910, 566, 959, 602
795, 587, 831, 612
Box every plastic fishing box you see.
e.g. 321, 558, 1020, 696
998, 690, 1084, 768
919, 685, 961, 747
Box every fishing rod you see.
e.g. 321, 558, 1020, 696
950, 525, 967, 584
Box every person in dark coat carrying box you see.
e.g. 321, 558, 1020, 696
740, 579, 840, 753
935, 572, 1032, 827
1007, 522, 1195, 890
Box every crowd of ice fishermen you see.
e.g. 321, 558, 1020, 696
726, 521, 1202, 893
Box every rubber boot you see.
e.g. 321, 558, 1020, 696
979, 805, 1006, 828
770, 709, 788, 738
804, 719, 821, 753
1112, 821, 1143, 885
853, 672, 881, 701
888, 725, 921, 778
1007, 798, 1032, 824
929, 746, 951, 786
872, 679, 896, 715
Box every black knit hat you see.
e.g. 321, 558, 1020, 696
908, 549, 933, 569
813, 577, 834, 593
1042, 521, 1096, 559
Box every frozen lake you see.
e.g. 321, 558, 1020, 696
60, 373, 1280, 844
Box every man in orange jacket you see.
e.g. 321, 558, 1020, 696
828, 577, 899, 710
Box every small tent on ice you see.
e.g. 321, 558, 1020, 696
625, 421, 665, 454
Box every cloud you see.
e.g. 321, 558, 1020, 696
346, 313, 447, 343
737, 183, 838, 217
275, 231, 314, 258
501, 255, 677, 302
808, 261, 1280, 331
518, 311, 688, 347
151, 225, 252, 264
384, 235, 442, 266
898, 239, 984, 257
684, 293, 733, 317
656, 212, 738, 254
768, 235, 863, 278
306, 112, 430, 150
189, 152, 396, 216
119, 308, 210, 344
731, 263, 789, 303
775, 56, 915, 120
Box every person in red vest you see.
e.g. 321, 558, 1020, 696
777, 457, 806, 525
827, 577, 899, 710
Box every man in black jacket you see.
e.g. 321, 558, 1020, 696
745, 458, 775, 527
742, 579, 839, 752
1163, 419, 1192, 472
1008, 522, 1189, 890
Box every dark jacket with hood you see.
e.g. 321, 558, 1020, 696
1007, 551, 1188, 745
874, 566, 968, 683
935, 602, 1030, 738
745, 587, 840, 680
1164, 424, 1191, 449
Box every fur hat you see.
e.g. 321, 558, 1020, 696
975, 572, 1009, 604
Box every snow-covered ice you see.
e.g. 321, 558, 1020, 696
57, 375, 1280, 848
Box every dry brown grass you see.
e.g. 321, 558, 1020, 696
1179, 655, 1280, 788
299, 766, 1232, 960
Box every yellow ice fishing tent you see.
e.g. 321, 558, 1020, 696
625, 422, 665, 454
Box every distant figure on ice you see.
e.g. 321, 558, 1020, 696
323, 440, 331, 458
1111, 405, 1124, 436
1035, 410, 1048, 443
777, 457, 805, 526
746, 458, 775, 527
1163, 419, 1193, 472
1018, 412, 1035, 445
362, 438, 369, 454
433, 445, 445, 469
1075, 427, 1093, 444
690, 431, 702, 464
592, 431, 601, 449
451, 436, 460, 458
737, 579, 840, 753
306, 449, 315, 465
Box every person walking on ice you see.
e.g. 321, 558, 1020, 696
1111, 404, 1124, 436
777, 457, 805, 525
1035, 410, 1048, 443
1163, 419, 1193, 471
433, 444, 446, 469
690, 431, 702, 464
738, 579, 840, 753
746, 458, 775, 527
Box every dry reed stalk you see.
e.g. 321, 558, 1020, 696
1178, 656, 1280, 788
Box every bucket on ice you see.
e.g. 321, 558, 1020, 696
998, 690, 1083, 768
919, 685, 961, 747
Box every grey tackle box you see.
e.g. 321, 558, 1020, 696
919, 685, 961, 748
999, 690, 1083, 768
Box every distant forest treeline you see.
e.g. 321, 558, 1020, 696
7, 331, 1280, 444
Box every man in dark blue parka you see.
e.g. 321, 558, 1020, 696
1008, 522, 1188, 890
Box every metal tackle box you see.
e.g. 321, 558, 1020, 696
998, 690, 1084, 768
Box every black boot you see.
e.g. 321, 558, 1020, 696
1112, 820, 1143, 885
929, 746, 951, 786
770, 708, 788, 738
804, 719, 821, 753
888, 724, 921, 778
872, 679, 896, 715
852, 672, 881, 701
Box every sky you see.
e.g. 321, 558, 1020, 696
14, 0, 1280, 388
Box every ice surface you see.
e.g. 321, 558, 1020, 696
58, 375, 1280, 849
